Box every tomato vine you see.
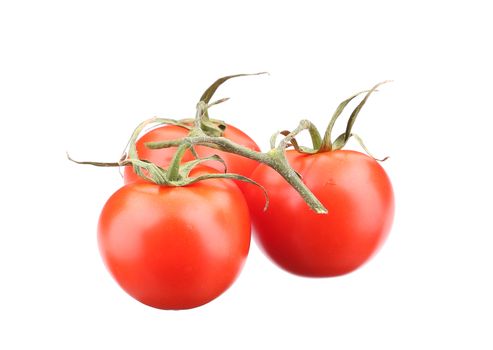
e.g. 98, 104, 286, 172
69, 74, 328, 213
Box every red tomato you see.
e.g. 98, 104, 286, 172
123, 124, 260, 192
98, 167, 251, 309
244, 150, 394, 277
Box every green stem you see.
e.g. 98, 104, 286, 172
147, 135, 327, 214
267, 149, 326, 212
166, 143, 190, 182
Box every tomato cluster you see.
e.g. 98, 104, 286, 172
75, 75, 394, 310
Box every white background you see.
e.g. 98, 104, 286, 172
1, 1, 492, 349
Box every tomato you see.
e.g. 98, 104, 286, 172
123, 123, 260, 193
98, 167, 251, 309
244, 149, 394, 277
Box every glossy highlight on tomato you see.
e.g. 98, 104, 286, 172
245, 149, 394, 277
98, 167, 251, 310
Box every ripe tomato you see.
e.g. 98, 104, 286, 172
98, 167, 251, 309
123, 123, 260, 193
244, 150, 394, 277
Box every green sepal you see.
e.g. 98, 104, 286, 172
270, 120, 322, 154
320, 90, 369, 151
341, 81, 390, 148
331, 133, 389, 161
350, 133, 389, 162
179, 155, 228, 178
279, 130, 319, 154
128, 159, 169, 184
199, 72, 268, 104
197, 73, 267, 135
183, 173, 270, 211
331, 132, 346, 150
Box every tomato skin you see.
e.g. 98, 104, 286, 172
244, 150, 394, 277
98, 169, 251, 309
123, 124, 260, 191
